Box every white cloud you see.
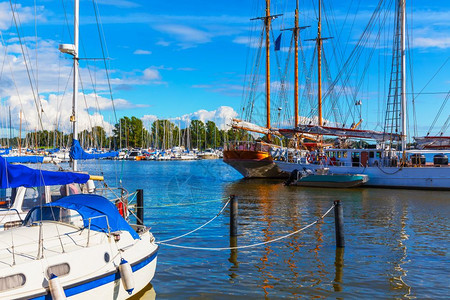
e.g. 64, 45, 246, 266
142, 68, 161, 81
0, 34, 146, 136
153, 24, 212, 48
414, 36, 450, 49
140, 107, 238, 130
96, 0, 140, 9
141, 114, 158, 124
0, 2, 45, 30
156, 40, 171, 47
133, 49, 152, 55
175, 106, 238, 130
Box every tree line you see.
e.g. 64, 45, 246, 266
2, 117, 255, 150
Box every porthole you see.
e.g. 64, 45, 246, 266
0, 274, 26, 291
47, 263, 70, 278
104, 252, 110, 262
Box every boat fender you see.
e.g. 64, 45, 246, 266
119, 258, 134, 295
86, 179, 95, 193
116, 200, 128, 218
49, 273, 66, 300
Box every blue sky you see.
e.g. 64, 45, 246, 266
0, 0, 448, 138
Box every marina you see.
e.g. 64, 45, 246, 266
0, 0, 448, 298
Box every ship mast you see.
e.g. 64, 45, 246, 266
265, 0, 271, 140
400, 0, 407, 160
317, 0, 323, 126
250, 1, 281, 141
294, 1, 299, 127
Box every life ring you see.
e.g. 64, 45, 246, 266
307, 153, 315, 163
116, 200, 128, 218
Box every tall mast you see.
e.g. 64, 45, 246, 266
317, 0, 323, 126
294, 1, 299, 127
400, 0, 407, 156
72, 0, 80, 171
265, 0, 271, 138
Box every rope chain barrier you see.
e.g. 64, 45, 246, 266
149, 197, 229, 208
157, 197, 232, 244
159, 203, 336, 251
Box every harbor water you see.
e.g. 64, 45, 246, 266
77, 159, 449, 299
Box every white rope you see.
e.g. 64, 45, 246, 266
159, 204, 336, 251
157, 198, 232, 244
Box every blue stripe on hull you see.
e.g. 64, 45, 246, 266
27, 250, 157, 300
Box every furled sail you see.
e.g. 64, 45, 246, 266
414, 136, 450, 149
230, 119, 275, 135
279, 125, 401, 141
0, 156, 89, 188
70, 139, 118, 160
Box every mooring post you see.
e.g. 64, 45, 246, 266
136, 189, 144, 226
230, 195, 238, 237
334, 200, 345, 248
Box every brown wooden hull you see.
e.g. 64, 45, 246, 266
223, 150, 288, 178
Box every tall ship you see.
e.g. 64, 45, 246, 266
274, 0, 449, 190
224, 0, 307, 179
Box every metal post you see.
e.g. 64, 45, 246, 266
137, 189, 144, 226
334, 200, 345, 248
230, 195, 238, 237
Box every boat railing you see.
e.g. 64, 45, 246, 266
224, 141, 271, 152
86, 215, 110, 247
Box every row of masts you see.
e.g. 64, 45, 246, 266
255, 0, 407, 149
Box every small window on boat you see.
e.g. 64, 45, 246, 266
343, 152, 348, 158
47, 263, 70, 278
22, 186, 46, 211
25, 207, 83, 228
369, 152, 375, 158
376, 152, 381, 158
0, 274, 26, 291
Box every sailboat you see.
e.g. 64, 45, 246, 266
275, 0, 450, 190
223, 0, 292, 179
0, 1, 158, 298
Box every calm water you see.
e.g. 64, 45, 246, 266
76, 159, 449, 299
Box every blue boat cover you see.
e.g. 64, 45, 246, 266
70, 139, 119, 160
5, 155, 44, 163
0, 156, 89, 188
0, 148, 10, 155
47, 148, 60, 154
43, 194, 139, 239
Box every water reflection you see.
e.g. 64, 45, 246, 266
130, 283, 156, 300
228, 236, 239, 280
333, 248, 344, 292
92, 160, 450, 299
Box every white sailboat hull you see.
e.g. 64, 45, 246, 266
276, 161, 450, 190
0, 224, 158, 300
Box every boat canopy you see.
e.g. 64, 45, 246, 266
0, 156, 89, 188
30, 194, 139, 239
0, 148, 10, 155
70, 139, 119, 160
5, 156, 44, 163
47, 147, 60, 154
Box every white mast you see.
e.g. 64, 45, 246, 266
72, 0, 79, 171
60, 0, 80, 171
400, 0, 407, 158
